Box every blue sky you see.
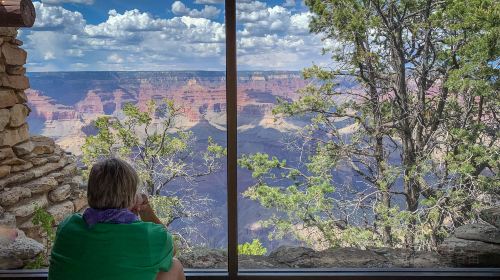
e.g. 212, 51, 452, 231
19, 0, 332, 71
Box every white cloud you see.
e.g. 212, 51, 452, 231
21, 1, 329, 71
42, 0, 94, 5
32, 2, 86, 33
290, 12, 312, 34
43, 51, 56, 60
85, 9, 172, 39
107, 53, 124, 64
283, 0, 296, 7
194, 0, 224, 4
172, 1, 221, 19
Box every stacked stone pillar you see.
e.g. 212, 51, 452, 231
0, 27, 87, 269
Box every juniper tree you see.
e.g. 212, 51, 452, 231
240, 0, 499, 250
82, 99, 226, 245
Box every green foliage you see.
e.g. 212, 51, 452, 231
25, 207, 55, 269
25, 254, 46, 270
240, 0, 499, 250
82, 99, 225, 242
149, 195, 183, 226
32, 206, 55, 241
238, 239, 267, 256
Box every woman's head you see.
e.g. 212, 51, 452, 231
87, 158, 138, 209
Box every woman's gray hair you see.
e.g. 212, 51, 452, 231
87, 158, 138, 209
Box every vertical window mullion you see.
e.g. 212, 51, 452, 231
225, 0, 238, 279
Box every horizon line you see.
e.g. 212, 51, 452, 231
27, 70, 303, 73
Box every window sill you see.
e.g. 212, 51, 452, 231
2, 268, 500, 279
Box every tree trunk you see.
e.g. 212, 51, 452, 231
0, 0, 36, 27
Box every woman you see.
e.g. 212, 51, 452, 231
49, 158, 185, 280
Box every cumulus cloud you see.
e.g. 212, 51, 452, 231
194, 0, 224, 4
283, 0, 296, 7
21, 1, 328, 71
172, 1, 220, 19
32, 2, 86, 33
42, 0, 94, 5
84, 9, 174, 39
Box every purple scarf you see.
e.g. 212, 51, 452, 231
82, 208, 139, 228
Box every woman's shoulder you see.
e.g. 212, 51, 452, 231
58, 213, 84, 229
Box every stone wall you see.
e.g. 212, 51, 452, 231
0, 27, 87, 269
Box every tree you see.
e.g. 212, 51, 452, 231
82, 99, 226, 246
238, 239, 268, 256
240, 0, 499, 250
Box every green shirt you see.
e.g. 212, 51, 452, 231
48, 214, 173, 280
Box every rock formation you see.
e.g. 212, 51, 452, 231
179, 208, 500, 269
178, 246, 446, 269
438, 206, 500, 267
0, 27, 87, 269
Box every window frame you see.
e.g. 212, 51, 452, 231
1, 1, 499, 279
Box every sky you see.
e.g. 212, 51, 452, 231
19, 0, 331, 71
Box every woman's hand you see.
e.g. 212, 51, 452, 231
130, 193, 149, 214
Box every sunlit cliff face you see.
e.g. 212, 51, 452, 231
26, 72, 307, 155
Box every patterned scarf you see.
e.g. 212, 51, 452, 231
82, 208, 139, 228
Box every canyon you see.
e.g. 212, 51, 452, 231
25, 71, 312, 249
26, 71, 307, 155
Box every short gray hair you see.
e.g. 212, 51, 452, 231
87, 158, 138, 209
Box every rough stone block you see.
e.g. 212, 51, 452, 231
6, 66, 26, 76
1, 43, 27, 66
0, 147, 15, 161
0, 187, 31, 207
10, 161, 33, 173
438, 237, 500, 267
31, 135, 56, 155
1, 157, 27, 166
0, 109, 9, 131
46, 155, 61, 163
0, 123, 29, 146
454, 223, 500, 244
11, 39, 23, 46
0, 169, 36, 191
0, 74, 30, 90
0, 165, 11, 178
48, 184, 71, 202
13, 141, 34, 157
31, 158, 67, 178
30, 157, 48, 166
8, 194, 48, 218
9, 104, 30, 127
47, 201, 74, 225
0, 28, 18, 37
1, 234, 44, 269
480, 207, 500, 228
16, 91, 27, 103
67, 175, 84, 188
0, 212, 16, 227
0, 89, 18, 109
22, 176, 58, 194
60, 163, 77, 177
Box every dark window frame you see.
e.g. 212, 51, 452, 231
1, 1, 499, 279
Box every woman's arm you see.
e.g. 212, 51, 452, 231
136, 194, 177, 256
138, 203, 163, 225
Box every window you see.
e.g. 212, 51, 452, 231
1, 0, 499, 279
3, 0, 228, 272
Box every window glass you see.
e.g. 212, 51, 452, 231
2, 0, 227, 270
236, 0, 500, 269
